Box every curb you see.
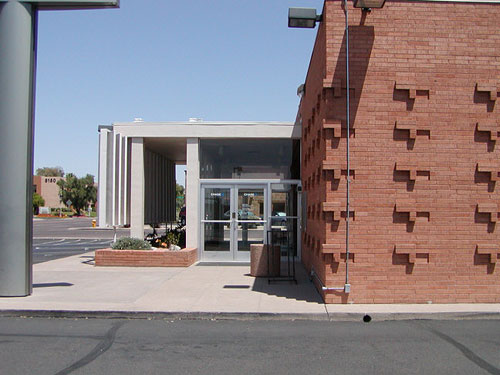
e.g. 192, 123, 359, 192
1, 310, 499, 322
0, 310, 329, 321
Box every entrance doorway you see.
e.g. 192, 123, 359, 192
201, 185, 266, 261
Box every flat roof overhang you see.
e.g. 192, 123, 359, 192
111, 121, 301, 139
144, 137, 187, 163
109, 121, 301, 165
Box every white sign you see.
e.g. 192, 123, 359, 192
39, 207, 50, 215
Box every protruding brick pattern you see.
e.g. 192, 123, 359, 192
394, 244, 430, 265
477, 162, 500, 182
395, 201, 430, 223
395, 161, 430, 182
477, 203, 499, 223
394, 81, 430, 100
476, 244, 500, 264
476, 120, 499, 144
322, 160, 342, 180
299, 0, 500, 303
476, 81, 499, 102
323, 78, 356, 98
395, 120, 431, 140
322, 201, 342, 221
323, 119, 342, 138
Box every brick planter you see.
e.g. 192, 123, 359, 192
95, 248, 197, 267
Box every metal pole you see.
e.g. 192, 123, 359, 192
0, 1, 37, 296
344, 0, 351, 286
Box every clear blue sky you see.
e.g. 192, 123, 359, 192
34, 0, 324, 184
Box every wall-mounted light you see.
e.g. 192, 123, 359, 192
288, 7, 322, 28
297, 83, 305, 98
353, 0, 386, 11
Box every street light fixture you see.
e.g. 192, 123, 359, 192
353, 0, 386, 11
288, 7, 322, 28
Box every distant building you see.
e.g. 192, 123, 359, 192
33, 176, 64, 209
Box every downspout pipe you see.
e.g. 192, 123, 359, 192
344, 0, 351, 292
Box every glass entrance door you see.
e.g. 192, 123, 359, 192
201, 185, 266, 261
202, 187, 231, 260
235, 187, 266, 261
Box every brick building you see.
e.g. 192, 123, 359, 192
299, 0, 500, 303
33, 176, 64, 209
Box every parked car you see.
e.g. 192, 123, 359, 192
271, 211, 287, 225
223, 209, 262, 228
223, 209, 262, 221
179, 206, 186, 226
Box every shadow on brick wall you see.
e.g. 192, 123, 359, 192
474, 251, 496, 274
323, 25, 374, 129
474, 90, 496, 113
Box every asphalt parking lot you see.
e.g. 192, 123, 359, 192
33, 217, 129, 263
33, 217, 129, 240
33, 238, 113, 264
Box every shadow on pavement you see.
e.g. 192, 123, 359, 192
33, 282, 74, 288
251, 262, 324, 304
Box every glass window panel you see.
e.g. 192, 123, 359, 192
271, 184, 297, 218
204, 188, 230, 221
237, 188, 264, 221
237, 222, 264, 252
200, 139, 300, 179
204, 223, 230, 251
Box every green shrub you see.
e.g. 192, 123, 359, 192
166, 231, 179, 246
111, 237, 152, 250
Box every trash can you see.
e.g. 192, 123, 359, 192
250, 244, 280, 277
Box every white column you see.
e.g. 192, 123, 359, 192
97, 127, 110, 227
130, 137, 145, 239
118, 135, 127, 225
122, 136, 129, 226
186, 138, 200, 250
111, 132, 117, 226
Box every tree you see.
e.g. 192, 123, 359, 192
176, 184, 185, 214
36, 166, 64, 177
57, 173, 96, 215
33, 193, 45, 214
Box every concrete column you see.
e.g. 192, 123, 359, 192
0, 2, 36, 297
121, 136, 128, 226
186, 138, 200, 250
119, 136, 127, 225
97, 127, 110, 227
130, 137, 145, 239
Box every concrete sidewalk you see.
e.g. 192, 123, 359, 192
0, 252, 499, 321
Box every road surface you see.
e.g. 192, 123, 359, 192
0, 318, 499, 375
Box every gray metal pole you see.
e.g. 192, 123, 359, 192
0, 2, 36, 296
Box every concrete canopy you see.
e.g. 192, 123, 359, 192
0, 0, 120, 10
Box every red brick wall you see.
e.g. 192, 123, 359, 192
300, 0, 500, 303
